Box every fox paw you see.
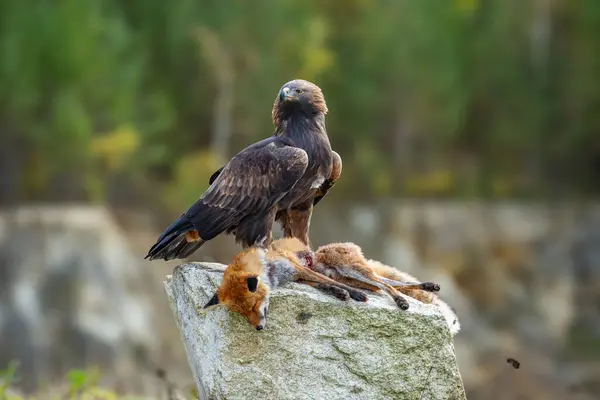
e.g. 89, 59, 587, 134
394, 296, 410, 310
330, 287, 351, 301
420, 282, 440, 292
348, 289, 368, 302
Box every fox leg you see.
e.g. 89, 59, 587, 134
335, 274, 435, 304
368, 262, 441, 297
333, 277, 380, 292
293, 267, 368, 302
326, 266, 410, 310
379, 277, 440, 293
397, 288, 437, 304
299, 280, 350, 301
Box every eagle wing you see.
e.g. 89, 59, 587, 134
186, 140, 308, 240
209, 150, 342, 207
313, 150, 342, 206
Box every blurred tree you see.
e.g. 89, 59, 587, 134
0, 0, 598, 207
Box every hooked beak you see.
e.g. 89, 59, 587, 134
279, 87, 298, 102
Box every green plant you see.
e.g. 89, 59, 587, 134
0, 361, 24, 400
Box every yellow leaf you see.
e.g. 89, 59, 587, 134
90, 125, 140, 172
405, 170, 454, 196
455, 0, 478, 15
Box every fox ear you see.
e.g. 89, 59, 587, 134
247, 276, 259, 292
203, 293, 219, 308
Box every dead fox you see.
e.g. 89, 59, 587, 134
204, 238, 456, 334
203, 238, 369, 330
313, 242, 461, 335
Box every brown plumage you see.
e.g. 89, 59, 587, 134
146, 79, 342, 261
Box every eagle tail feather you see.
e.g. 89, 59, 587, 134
176, 240, 206, 259
145, 217, 199, 261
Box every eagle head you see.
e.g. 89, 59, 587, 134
272, 79, 328, 127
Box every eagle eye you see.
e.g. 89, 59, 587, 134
295, 88, 303, 94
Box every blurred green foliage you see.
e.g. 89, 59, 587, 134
0, 0, 598, 209
0, 361, 20, 398
0, 362, 193, 399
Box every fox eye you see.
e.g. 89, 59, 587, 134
247, 276, 259, 292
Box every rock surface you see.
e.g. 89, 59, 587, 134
165, 262, 466, 400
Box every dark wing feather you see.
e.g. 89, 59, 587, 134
209, 166, 224, 185
145, 139, 308, 261
313, 150, 342, 206
185, 141, 308, 241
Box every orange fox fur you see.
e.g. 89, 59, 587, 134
204, 238, 459, 335
203, 238, 368, 330
313, 242, 460, 335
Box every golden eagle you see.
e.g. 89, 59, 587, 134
145, 79, 342, 261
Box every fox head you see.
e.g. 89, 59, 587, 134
204, 248, 271, 330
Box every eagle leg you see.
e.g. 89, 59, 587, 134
236, 207, 276, 248
277, 210, 293, 238
279, 200, 313, 247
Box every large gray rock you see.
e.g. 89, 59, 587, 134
165, 262, 466, 400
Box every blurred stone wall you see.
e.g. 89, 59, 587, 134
1, 202, 599, 399
0, 206, 190, 396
